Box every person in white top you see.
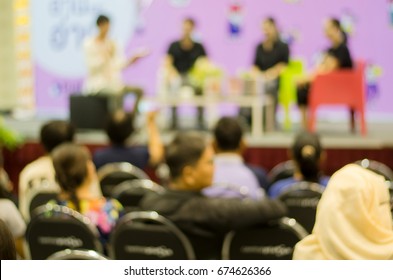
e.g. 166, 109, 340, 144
18, 120, 102, 221
83, 14, 149, 112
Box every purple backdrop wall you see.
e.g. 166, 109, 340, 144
33, 0, 393, 117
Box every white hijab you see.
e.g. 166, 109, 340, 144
293, 164, 393, 260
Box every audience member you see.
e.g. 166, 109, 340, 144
0, 158, 26, 258
203, 117, 268, 199
93, 110, 164, 170
140, 132, 287, 259
293, 164, 393, 259
19, 120, 77, 220
269, 132, 329, 198
51, 143, 123, 245
0, 219, 17, 260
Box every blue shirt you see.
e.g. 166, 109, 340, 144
93, 145, 150, 170
268, 176, 330, 199
203, 154, 265, 200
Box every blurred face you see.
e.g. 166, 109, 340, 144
324, 20, 339, 43
183, 145, 215, 191
98, 21, 110, 37
263, 20, 277, 41
182, 20, 194, 38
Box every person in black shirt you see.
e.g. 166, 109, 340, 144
297, 18, 353, 129
240, 18, 289, 131
166, 18, 207, 130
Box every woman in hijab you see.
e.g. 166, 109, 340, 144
293, 164, 393, 259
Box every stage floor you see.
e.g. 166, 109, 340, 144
3, 114, 393, 149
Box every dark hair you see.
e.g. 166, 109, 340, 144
0, 219, 17, 260
51, 143, 91, 212
96, 14, 110, 26
214, 117, 243, 151
40, 120, 75, 153
292, 132, 323, 183
105, 110, 134, 146
330, 18, 347, 44
165, 132, 206, 180
184, 17, 196, 27
265, 17, 277, 26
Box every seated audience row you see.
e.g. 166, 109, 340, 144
5, 109, 392, 260
140, 132, 287, 259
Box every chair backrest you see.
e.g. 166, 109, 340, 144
47, 249, 109, 260
26, 204, 102, 260
23, 178, 59, 221
355, 159, 393, 181
97, 162, 150, 197
310, 60, 366, 106
268, 160, 296, 187
222, 217, 308, 260
111, 179, 166, 212
109, 211, 196, 260
278, 182, 325, 234
29, 192, 59, 220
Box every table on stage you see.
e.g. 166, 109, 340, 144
150, 93, 265, 137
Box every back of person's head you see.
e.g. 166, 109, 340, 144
51, 143, 92, 211
0, 219, 17, 260
165, 132, 213, 190
105, 110, 134, 146
294, 164, 393, 260
213, 117, 243, 152
291, 132, 323, 183
96, 14, 110, 26
40, 120, 75, 153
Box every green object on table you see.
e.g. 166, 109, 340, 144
279, 59, 304, 130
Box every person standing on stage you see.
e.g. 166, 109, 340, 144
297, 18, 353, 130
241, 17, 289, 131
165, 18, 207, 130
83, 15, 149, 113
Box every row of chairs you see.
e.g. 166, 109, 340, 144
22, 159, 393, 260
26, 205, 308, 260
24, 157, 393, 220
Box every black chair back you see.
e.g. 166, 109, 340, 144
111, 179, 165, 212
47, 249, 108, 260
355, 159, 393, 181
278, 182, 324, 234
268, 160, 296, 186
23, 178, 59, 221
26, 204, 102, 260
222, 217, 308, 260
97, 162, 150, 197
109, 211, 195, 260
29, 191, 59, 219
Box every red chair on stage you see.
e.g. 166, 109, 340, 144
308, 61, 367, 135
